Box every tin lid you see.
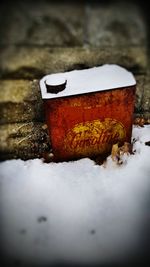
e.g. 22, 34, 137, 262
40, 64, 136, 99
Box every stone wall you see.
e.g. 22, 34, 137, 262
0, 0, 149, 160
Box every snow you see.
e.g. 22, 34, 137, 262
40, 64, 136, 99
0, 125, 150, 266
46, 77, 66, 86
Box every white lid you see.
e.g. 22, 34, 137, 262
40, 64, 136, 99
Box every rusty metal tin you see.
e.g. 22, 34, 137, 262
40, 66, 136, 162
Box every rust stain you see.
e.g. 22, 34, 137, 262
44, 86, 136, 161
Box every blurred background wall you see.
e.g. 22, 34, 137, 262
0, 0, 149, 160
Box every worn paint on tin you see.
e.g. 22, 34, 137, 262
43, 86, 136, 162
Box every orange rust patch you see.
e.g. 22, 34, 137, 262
43, 86, 135, 161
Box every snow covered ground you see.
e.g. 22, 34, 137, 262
0, 125, 150, 266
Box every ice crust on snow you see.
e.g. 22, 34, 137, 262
0, 125, 150, 265
40, 64, 136, 99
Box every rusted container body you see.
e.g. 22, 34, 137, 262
40, 66, 136, 162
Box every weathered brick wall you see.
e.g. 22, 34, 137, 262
0, 0, 149, 160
